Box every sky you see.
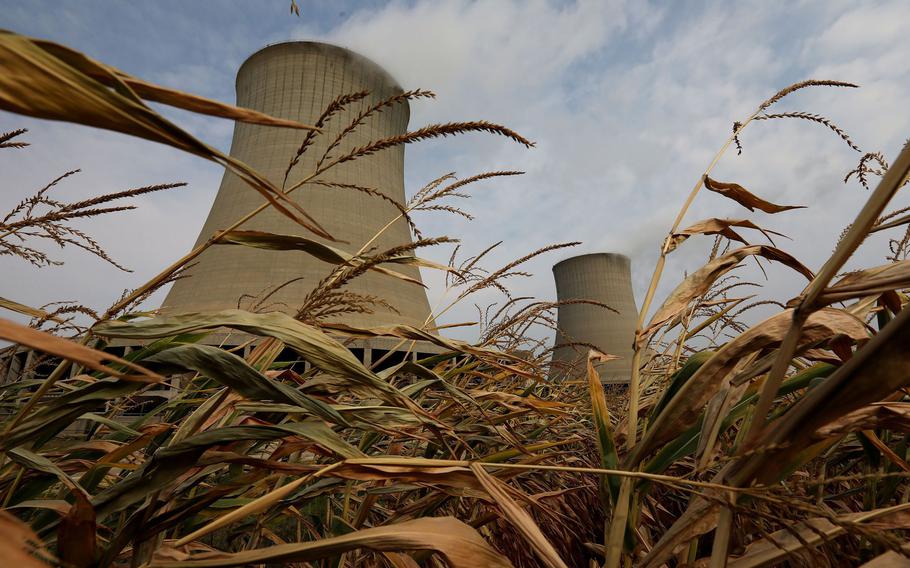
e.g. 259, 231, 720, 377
2, 0, 909, 344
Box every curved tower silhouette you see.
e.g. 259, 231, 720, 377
550, 253, 637, 383
162, 42, 433, 332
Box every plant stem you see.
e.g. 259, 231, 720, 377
627, 114, 759, 450
708, 501, 734, 568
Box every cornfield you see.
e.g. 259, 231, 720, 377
2, 23, 910, 568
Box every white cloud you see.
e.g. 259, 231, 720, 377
307, 0, 910, 342
809, 1, 909, 58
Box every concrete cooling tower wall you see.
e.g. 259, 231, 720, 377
161, 42, 434, 332
550, 253, 638, 384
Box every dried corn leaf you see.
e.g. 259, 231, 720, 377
647, 351, 715, 423
694, 359, 754, 469
0, 30, 330, 239
321, 458, 481, 490
704, 176, 805, 213
667, 218, 786, 252
0, 296, 66, 323
860, 549, 910, 567
0, 317, 162, 383
726, 503, 910, 568
629, 307, 867, 467
470, 389, 571, 414
216, 230, 435, 286
640, 246, 814, 344
730, 304, 910, 486
872, 212, 910, 234
815, 259, 910, 306
57, 491, 95, 568
471, 463, 569, 568
813, 402, 910, 438
640, 495, 720, 568
149, 517, 513, 568
32, 39, 317, 130
0, 511, 55, 567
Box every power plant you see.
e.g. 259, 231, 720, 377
550, 253, 638, 384
160, 42, 437, 358
3, 42, 643, 386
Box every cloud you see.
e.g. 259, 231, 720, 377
302, 0, 910, 341
809, 1, 909, 58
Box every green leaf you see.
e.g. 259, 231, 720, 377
93, 310, 417, 410
2, 379, 142, 450
647, 350, 714, 424
7, 447, 90, 499
91, 422, 362, 520
143, 344, 347, 426
587, 353, 620, 506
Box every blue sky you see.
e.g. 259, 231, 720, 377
2, 0, 909, 341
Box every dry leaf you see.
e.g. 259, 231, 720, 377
630, 307, 867, 467
813, 402, 910, 438
730, 304, 910, 486
0, 317, 162, 383
814, 259, 910, 306
471, 463, 569, 568
640, 246, 814, 344
0, 296, 67, 323
704, 176, 805, 213
726, 504, 910, 568
667, 218, 787, 252
0, 30, 331, 239
323, 458, 481, 490
216, 230, 432, 287
150, 517, 514, 568
0, 511, 55, 567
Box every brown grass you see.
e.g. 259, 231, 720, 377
1, 31, 910, 568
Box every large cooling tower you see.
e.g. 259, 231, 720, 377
162, 42, 433, 331
550, 253, 637, 383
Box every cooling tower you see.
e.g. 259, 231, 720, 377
550, 253, 638, 384
161, 42, 434, 333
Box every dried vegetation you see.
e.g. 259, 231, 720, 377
1, 25, 910, 568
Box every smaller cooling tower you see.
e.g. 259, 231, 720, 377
550, 253, 637, 383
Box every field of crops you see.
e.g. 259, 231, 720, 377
2, 25, 910, 568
